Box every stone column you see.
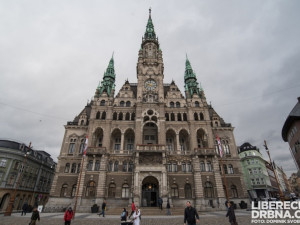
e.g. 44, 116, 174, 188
192, 157, 204, 210
212, 156, 226, 209
176, 133, 181, 154
96, 156, 107, 201
120, 132, 124, 153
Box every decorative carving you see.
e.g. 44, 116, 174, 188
139, 152, 162, 164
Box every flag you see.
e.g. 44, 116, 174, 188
216, 135, 223, 157
83, 136, 88, 156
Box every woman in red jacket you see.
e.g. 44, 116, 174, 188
64, 207, 74, 225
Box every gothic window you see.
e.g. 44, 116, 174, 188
183, 113, 187, 121
207, 161, 212, 172
96, 111, 100, 119
195, 101, 200, 107
122, 161, 128, 172
126, 101, 131, 107
166, 138, 173, 150
131, 113, 135, 120
125, 112, 130, 120
80, 120, 85, 125
187, 162, 192, 172
185, 183, 192, 199
95, 160, 100, 171
113, 112, 117, 120
71, 184, 77, 197
215, 121, 218, 127
200, 113, 204, 121
171, 113, 175, 121
120, 101, 125, 107
167, 163, 172, 172
122, 184, 130, 198
79, 139, 85, 154
165, 113, 169, 121
223, 165, 228, 174
171, 184, 179, 197
176, 102, 180, 108
182, 163, 186, 172
200, 161, 205, 172
118, 112, 123, 120
194, 113, 199, 121
204, 182, 214, 198
128, 162, 134, 172
108, 183, 116, 197
126, 137, 134, 150
100, 100, 105, 106
98, 137, 103, 147
231, 185, 238, 198
101, 111, 106, 120
64, 163, 70, 173
87, 160, 93, 171
108, 161, 113, 172
114, 138, 121, 150
172, 163, 178, 172
71, 163, 76, 173
228, 164, 234, 174
60, 184, 68, 197
114, 161, 119, 172
170, 102, 175, 108
68, 139, 76, 154
223, 140, 230, 154
178, 113, 182, 121
77, 163, 81, 173
86, 181, 96, 197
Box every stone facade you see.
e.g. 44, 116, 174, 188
47, 10, 248, 212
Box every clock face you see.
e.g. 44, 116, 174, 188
145, 79, 157, 91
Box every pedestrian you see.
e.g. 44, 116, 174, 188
21, 201, 28, 216
166, 201, 171, 215
225, 200, 228, 210
129, 200, 135, 219
158, 197, 163, 210
98, 200, 106, 217
226, 201, 238, 225
184, 201, 199, 225
64, 207, 74, 225
29, 207, 40, 225
121, 208, 128, 221
133, 206, 141, 225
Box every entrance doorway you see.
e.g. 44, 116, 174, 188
142, 176, 159, 207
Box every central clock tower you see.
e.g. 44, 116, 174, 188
136, 9, 164, 103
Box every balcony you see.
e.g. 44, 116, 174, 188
194, 148, 216, 156
86, 147, 106, 155
136, 144, 166, 152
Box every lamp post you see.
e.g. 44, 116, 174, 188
5, 142, 32, 216
263, 140, 285, 202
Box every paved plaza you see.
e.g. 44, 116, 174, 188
0, 210, 258, 225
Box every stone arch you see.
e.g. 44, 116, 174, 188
96, 111, 100, 119
92, 127, 104, 147
141, 176, 159, 207
196, 128, 208, 148
179, 129, 190, 152
124, 128, 135, 151
143, 122, 158, 144
0, 193, 10, 211
111, 128, 122, 151
166, 128, 177, 151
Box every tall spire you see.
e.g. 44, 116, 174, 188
144, 7, 156, 40
96, 55, 116, 97
184, 56, 201, 98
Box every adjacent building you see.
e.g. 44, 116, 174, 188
46, 10, 248, 212
0, 140, 56, 213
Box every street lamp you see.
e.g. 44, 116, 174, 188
4, 142, 32, 216
263, 140, 285, 202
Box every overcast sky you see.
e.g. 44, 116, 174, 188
0, 0, 299, 176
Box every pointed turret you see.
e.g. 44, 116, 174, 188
144, 8, 156, 40
184, 56, 202, 98
96, 55, 116, 97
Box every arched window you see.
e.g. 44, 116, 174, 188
131, 113, 135, 120
224, 140, 230, 154
215, 121, 218, 127
101, 111, 106, 120
96, 111, 100, 119
228, 164, 234, 174
60, 184, 68, 197
171, 184, 179, 197
182, 162, 186, 172
79, 139, 85, 154
108, 161, 113, 172
172, 163, 178, 172
185, 183, 192, 199
95, 160, 100, 171
231, 185, 238, 198
167, 163, 172, 172
108, 183, 116, 197
128, 162, 134, 172
126, 101, 131, 107
100, 100, 105, 106
71, 163, 76, 173
170, 102, 174, 108
114, 161, 119, 172
125, 112, 130, 120
77, 163, 81, 173
183, 113, 187, 121
118, 113, 123, 120
223, 164, 228, 174
176, 102, 180, 108
204, 182, 214, 198
113, 112, 118, 120
120, 101, 125, 107
194, 113, 199, 121
165, 113, 169, 121
86, 181, 96, 197
207, 161, 212, 172
71, 184, 77, 197
87, 160, 93, 171
80, 120, 85, 125
64, 163, 70, 173
171, 113, 175, 121
122, 161, 128, 172
122, 184, 130, 198
195, 101, 200, 107
200, 113, 204, 121
68, 140, 76, 154
200, 161, 205, 172
177, 113, 182, 121
187, 162, 192, 172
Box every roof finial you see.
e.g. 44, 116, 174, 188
149, 7, 151, 17
112, 51, 114, 59
186, 53, 188, 60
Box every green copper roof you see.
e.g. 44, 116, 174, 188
144, 8, 156, 40
184, 56, 201, 98
97, 55, 116, 97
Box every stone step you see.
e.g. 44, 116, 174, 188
105, 207, 185, 216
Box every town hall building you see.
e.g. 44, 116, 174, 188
46, 10, 248, 212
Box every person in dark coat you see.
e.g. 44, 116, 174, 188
21, 201, 28, 216
226, 202, 238, 225
29, 207, 40, 225
64, 207, 74, 225
166, 201, 171, 215
158, 197, 163, 210
98, 200, 106, 217
121, 208, 128, 221
184, 201, 199, 225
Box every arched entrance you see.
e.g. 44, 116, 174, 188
142, 176, 159, 207
143, 122, 158, 144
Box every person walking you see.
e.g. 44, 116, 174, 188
21, 201, 28, 216
133, 206, 141, 225
226, 202, 238, 225
64, 207, 74, 225
129, 201, 135, 219
29, 207, 40, 225
98, 200, 106, 217
120, 208, 128, 221
184, 201, 199, 225
166, 201, 171, 216
158, 197, 163, 210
